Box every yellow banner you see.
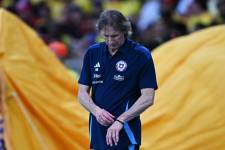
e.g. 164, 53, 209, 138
0, 9, 89, 150
142, 25, 225, 149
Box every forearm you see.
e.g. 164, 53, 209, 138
78, 90, 99, 115
118, 89, 155, 122
78, 86, 115, 126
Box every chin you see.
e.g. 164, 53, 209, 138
111, 48, 118, 51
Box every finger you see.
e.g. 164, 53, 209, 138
115, 129, 119, 143
101, 121, 108, 126
104, 110, 115, 118
98, 117, 108, 126
97, 115, 104, 124
112, 130, 117, 146
101, 114, 114, 124
106, 131, 109, 145
101, 122, 108, 126
102, 109, 115, 118
99, 114, 111, 124
102, 112, 115, 123
98, 115, 110, 126
108, 130, 113, 146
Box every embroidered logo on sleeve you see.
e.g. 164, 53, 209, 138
116, 60, 127, 72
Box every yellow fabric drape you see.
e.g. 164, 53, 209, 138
0, 9, 89, 150
142, 25, 225, 149
1, 8, 225, 150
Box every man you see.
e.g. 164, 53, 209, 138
78, 10, 157, 150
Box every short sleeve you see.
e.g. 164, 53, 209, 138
78, 50, 92, 86
138, 54, 158, 90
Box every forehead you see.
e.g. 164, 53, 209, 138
101, 26, 121, 35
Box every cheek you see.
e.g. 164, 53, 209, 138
107, 40, 117, 45
117, 39, 124, 45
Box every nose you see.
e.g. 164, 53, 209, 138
106, 37, 114, 45
106, 36, 113, 42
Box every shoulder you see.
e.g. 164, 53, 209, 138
132, 42, 151, 60
86, 42, 105, 54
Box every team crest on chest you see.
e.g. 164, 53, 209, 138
116, 60, 127, 72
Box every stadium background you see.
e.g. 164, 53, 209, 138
0, 0, 225, 150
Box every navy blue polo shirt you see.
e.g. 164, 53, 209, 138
78, 39, 157, 150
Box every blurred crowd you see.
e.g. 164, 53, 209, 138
1, 0, 225, 73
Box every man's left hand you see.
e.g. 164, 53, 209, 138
106, 121, 123, 146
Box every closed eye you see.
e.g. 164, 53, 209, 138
104, 34, 120, 38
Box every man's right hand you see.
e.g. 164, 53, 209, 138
94, 107, 115, 126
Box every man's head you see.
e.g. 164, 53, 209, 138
96, 10, 132, 51
96, 10, 132, 37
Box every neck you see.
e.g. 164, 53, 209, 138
108, 38, 126, 56
109, 48, 118, 56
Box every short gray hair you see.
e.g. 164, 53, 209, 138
96, 10, 132, 37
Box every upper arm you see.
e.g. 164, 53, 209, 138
78, 84, 91, 94
78, 50, 92, 86
141, 88, 155, 104
141, 88, 155, 96
138, 53, 158, 90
